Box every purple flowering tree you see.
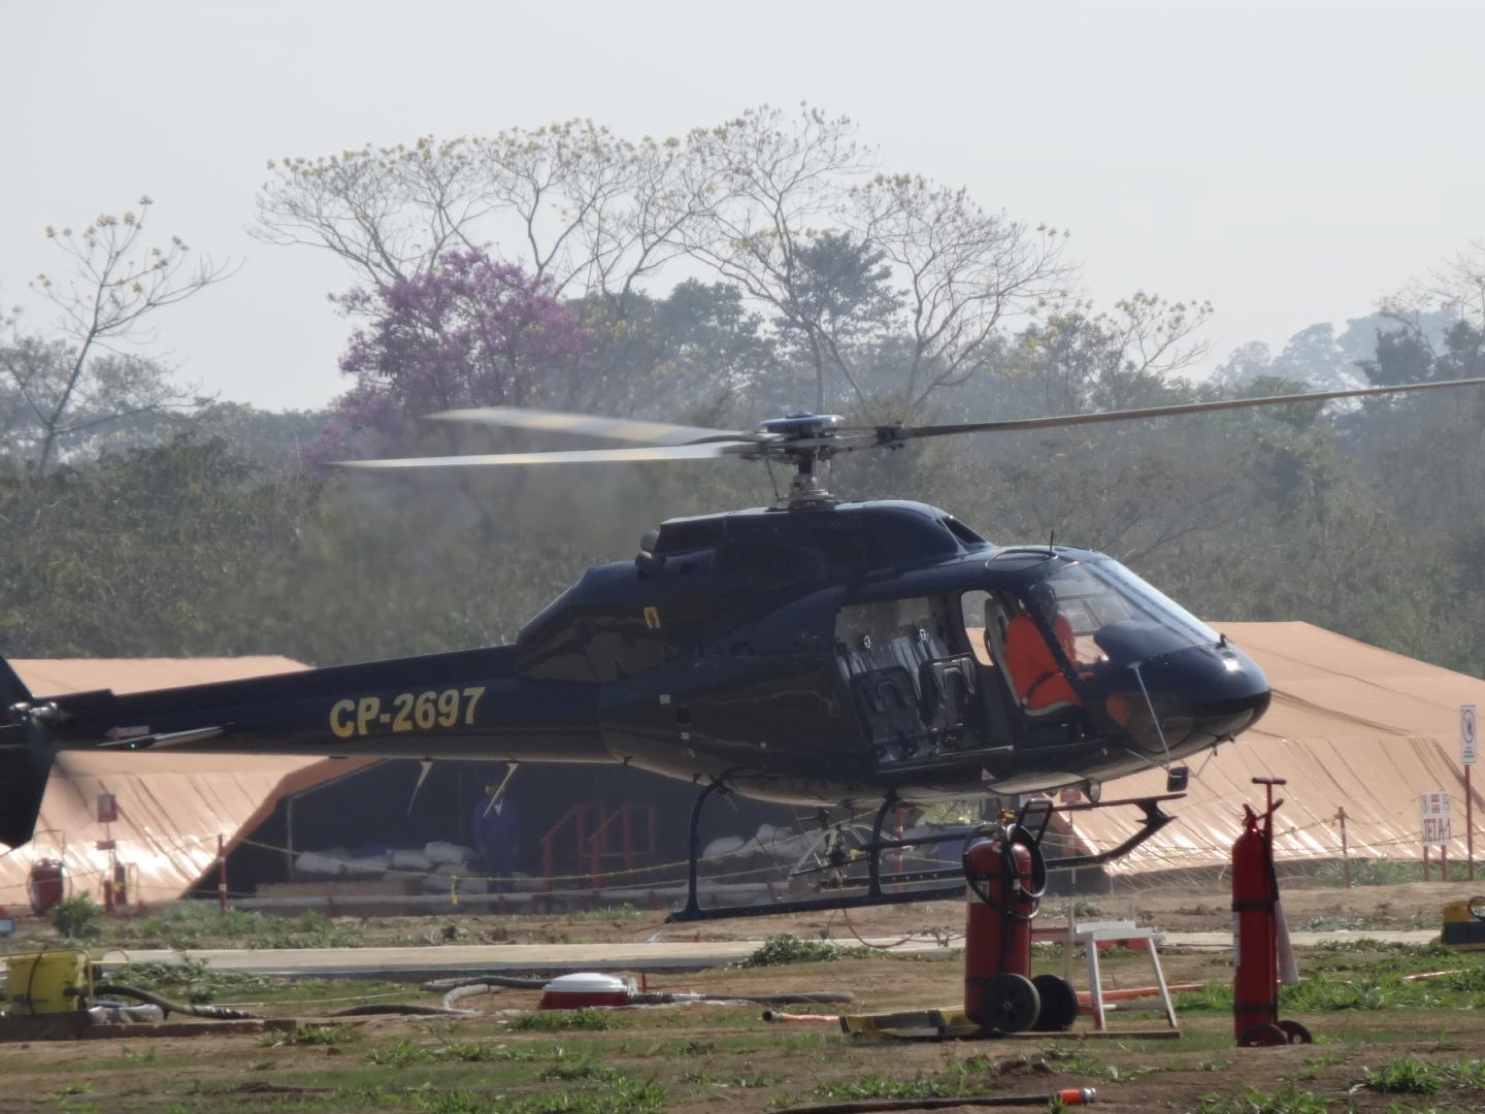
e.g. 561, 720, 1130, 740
323, 251, 587, 452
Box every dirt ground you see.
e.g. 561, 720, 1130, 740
265, 875, 1485, 945
4, 919, 1485, 1112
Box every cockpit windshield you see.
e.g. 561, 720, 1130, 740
1039, 559, 1219, 663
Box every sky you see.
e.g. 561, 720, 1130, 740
3, 0, 1482, 412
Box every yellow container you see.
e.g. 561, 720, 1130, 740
4, 950, 92, 1014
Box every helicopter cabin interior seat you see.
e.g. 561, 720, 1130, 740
835, 597, 987, 764
980, 593, 1078, 722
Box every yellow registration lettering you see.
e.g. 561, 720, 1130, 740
461, 686, 486, 726
356, 696, 380, 736
329, 699, 356, 739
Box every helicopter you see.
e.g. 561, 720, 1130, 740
3, 376, 1482, 919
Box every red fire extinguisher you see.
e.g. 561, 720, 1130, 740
962, 821, 1076, 1034
1232, 785, 1312, 1047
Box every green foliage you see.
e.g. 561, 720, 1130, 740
568, 903, 642, 922
511, 1007, 623, 1032
1357, 1055, 1485, 1095
1196, 1082, 1332, 1114
365, 1038, 509, 1066
737, 934, 849, 968
1314, 859, 1423, 887
1359, 1055, 1448, 1095
123, 954, 276, 1005
416, 1077, 666, 1114
257, 1024, 353, 1048
49, 895, 103, 939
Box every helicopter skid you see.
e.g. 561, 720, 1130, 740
665, 789, 1182, 923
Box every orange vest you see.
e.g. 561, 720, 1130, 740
1005, 612, 1080, 709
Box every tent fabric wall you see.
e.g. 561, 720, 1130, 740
1065, 622, 1485, 876
0, 659, 367, 908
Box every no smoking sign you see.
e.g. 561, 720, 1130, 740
1464, 704, 1478, 767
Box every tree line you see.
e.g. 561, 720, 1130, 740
2, 107, 1482, 676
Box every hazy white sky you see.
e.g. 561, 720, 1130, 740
3, 0, 1481, 411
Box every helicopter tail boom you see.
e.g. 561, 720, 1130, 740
0, 647, 610, 849
0, 655, 55, 850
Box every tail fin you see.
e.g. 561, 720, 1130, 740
0, 657, 54, 850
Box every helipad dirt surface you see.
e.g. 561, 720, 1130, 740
2, 880, 1484, 1111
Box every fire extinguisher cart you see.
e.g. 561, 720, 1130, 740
961, 808, 1080, 1035
1232, 777, 1313, 1047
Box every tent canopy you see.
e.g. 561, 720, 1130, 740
1067, 622, 1485, 875
1, 658, 366, 907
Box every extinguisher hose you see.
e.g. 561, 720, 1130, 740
961, 823, 1047, 919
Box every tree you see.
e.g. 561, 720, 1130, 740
850, 174, 1070, 412
254, 125, 702, 314
326, 250, 588, 445
680, 105, 875, 412
998, 292, 1213, 416
1, 198, 229, 476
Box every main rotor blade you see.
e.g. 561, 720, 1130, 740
428, 406, 751, 446
341, 443, 748, 470
878, 378, 1485, 443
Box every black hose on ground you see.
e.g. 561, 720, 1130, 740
421, 974, 548, 992
328, 1003, 477, 1018
629, 991, 854, 1006
92, 984, 261, 1021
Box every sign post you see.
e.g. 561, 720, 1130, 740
1421, 791, 1452, 883
1463, 705, 1477, 881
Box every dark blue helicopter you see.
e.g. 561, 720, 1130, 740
2, 378, 1480, 917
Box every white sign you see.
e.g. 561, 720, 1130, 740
1420, 791, 1452, 848
1463, 705, 1478, 767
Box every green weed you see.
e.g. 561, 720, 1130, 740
738, 934, 852, 967
1196, 1082, 1331, 1113
417, 1077, 666, 1114
50, 895, 103, 939
258, 1023, 353, 1047
1314, 858, 1422, 887
512, 1007, 623, 1032
569, 903, 642, 922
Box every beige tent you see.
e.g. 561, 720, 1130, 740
0, 659, 366, 909
1065, 622, 1485, 877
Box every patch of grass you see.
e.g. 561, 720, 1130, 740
416, 1077, 667, 1114
1171, 956, 1485, 1015
50, 894, 104, 939
100, 904, 369, 950
511, 1007, 624, 1032
539, 1058, 630, 1083
258, 1024, 354, 1047
1314, 858, 1423, 887
737, 934, 852, 967
1358, 1056, 1485, 1095
569, 903, 642, 922
681, 1066, 778, 1088
1196, 1082, 1331, 1113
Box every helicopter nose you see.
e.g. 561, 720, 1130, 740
1115, 642, 1271, 756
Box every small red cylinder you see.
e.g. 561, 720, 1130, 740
1232, 805, 1277, 1039
964, 834, 1035, 1023
27, 860, 65, 915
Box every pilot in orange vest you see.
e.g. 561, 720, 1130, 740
1004, 582, 1082, 711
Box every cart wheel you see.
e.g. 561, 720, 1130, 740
1278, 1019, 1314, 1045
1031, 974, 1078, 1031
1237, 1022, 1287, 1047
981, 973, 1041, 1034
